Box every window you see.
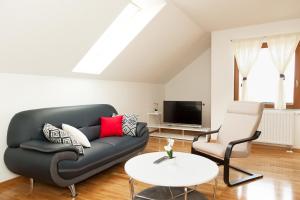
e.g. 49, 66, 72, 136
234, 42, 300, 108
73, 0, 166, 74
241, 47, 295, 103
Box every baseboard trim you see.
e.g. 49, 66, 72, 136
252, 143, 300, 152
0, 176, 25, 187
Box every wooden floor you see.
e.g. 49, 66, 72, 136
1, 137, 300, 200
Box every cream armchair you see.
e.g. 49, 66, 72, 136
192, 101, 264, 186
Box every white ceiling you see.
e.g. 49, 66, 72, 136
173, 0, 300, 31
0, 0, 300, 83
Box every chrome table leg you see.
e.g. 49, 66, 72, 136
129, 178, 135, 200
184, 187, 188, 200
213, 178, 217, 200
168, 187, 174, 199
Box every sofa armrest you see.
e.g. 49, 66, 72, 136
136, 122, 148, 137
4, 146, 79, 187
20, 140, 79, 154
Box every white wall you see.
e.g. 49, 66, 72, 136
0, 73, 164, 182
211, 18, 300, 129
165, 49, 211, 127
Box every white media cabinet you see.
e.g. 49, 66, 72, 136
147, 112, 210, 140
148, 123, 210, 141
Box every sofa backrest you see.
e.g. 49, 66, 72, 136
7, 104, 117, 147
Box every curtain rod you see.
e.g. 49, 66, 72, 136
230, 36, 266, 42
230, 32, 300, 42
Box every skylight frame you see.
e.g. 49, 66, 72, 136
73, 0, 166, 75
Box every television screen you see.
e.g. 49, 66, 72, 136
163, 101, 202, 125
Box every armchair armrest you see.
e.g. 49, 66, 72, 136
136, 122, 148, 137
20, 140, 79, 154
193, 127, 221, 142
224, 131, 261, 161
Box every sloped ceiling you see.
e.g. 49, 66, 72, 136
0, 0, 300, 83
0, 0, 129, 78
99, 2, 208, 83
173, 0, 300, 31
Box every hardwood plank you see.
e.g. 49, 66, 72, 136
0, 137, 299, 200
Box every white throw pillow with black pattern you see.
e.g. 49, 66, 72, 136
43, 123, 84, 155
113, 113, 138, 136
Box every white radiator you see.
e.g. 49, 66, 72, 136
257, 109, 295, 146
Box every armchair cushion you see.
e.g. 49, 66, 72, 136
193, 102, 263, 159
227, 101, 263, 116
217, 101, 264, 155
192, 140, 249, 158
218, 113, 257, 155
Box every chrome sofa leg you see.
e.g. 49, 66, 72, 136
29, 178, 34, 191
68, 184, 77, 197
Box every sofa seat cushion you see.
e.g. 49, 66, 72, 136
58, 141, 113, 179
99, 134, 148, 152
58, 134, 148, 179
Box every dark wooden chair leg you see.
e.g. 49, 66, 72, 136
222, 131, 263, 186
224, 163, 263, 187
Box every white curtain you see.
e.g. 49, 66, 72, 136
267, 33, 300, 109
232, 38, 262, 100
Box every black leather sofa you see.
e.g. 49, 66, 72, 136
4, 104, 149, 197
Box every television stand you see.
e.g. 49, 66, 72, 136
165, 123, 202, 129
148, 123, 210, 141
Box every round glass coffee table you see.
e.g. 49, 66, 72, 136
125, 152, 219, 200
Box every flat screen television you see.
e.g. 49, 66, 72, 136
163, 101, 202, 125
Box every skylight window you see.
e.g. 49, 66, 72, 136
73, 0, 166, 74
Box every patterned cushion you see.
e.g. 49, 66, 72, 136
113, 113, 138, 136
43, 123, 84, 155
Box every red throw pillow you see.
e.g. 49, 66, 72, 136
100, 116, 123, 138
